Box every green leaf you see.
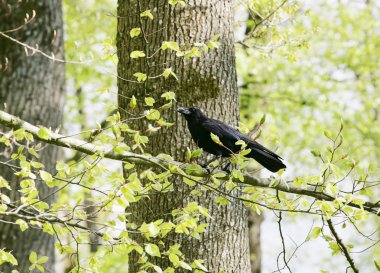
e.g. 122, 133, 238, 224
37, 127, 51, 140
146, 109, 160, 120
293, 177, 306, 188
324, 130, 332, 139
37, 256, 48, 264
161, 41, 180, 51
310, 150, 321, 157
140, 222, 160, 238
191, 148, 203, 158
259, 114, 266, 125
374, 260, 380, 271
36, 264, 44, 272
328, 242, 340, 255
16, 219, 28, 232
133, 72, 147, 82
28, 148, 40, 158
30, 161, 44, 168
130, 28, 141, 38
168, 0, 186, 6
163, 267, 175, 273
29, 251, 37, 263
215, 196, 230, 205
308, 227, 321, 239
39, 170, 54, 187
162, 68, 178, 80
161, 91, 176, 100
169, 253, 179, 265
152, 265, 163, 273
140, 10, 154, 20
145, 243, 161, 257
0, 193, 10, 204
145, 97, 155, 106
0, 249, 18, 266
0, 176, 11, 190
130, 95, 137, 109
0, 204, 7, 212
160, 222, 175, 237
193, 260, 208, 272
178, 261, 192, 270
320, 201, 334, 216
160, 100, 173, 110
130, 50, 146, 59
162, 68, 171, 78
210, 133, 222, 145
207, 40, 220, 49
183, 177, 196, 186
43, 223, 54, 235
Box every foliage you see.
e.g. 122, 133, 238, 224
237, 0, 380, 271
0, 0, 379, 272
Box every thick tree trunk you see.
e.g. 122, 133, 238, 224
0, 1, 65, 272
117, 1, 250, 272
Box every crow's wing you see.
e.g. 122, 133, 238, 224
202, 119, 244, 152
202, 118, 286, 172
203, 118, 283, 159
243, 137, 283, 160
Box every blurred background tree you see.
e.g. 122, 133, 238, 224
0, 1, 65, 271
237, 0, 380, 271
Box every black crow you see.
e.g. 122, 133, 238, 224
178, 107, 286, 172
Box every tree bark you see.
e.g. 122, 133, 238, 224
117, 0, 251, 272
0, 1, 65, 272
248, 210, 263, 273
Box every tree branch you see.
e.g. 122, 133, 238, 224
0, 109, 379, 216
326, 219, 359, 273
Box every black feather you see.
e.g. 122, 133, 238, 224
178, 107, 286, 172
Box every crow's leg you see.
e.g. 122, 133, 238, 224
204, 155, 222, 166
222, 162, 232, 173
200, 155, 222, 173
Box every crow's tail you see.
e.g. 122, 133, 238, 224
247, 142, 286, 173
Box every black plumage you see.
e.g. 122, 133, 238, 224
178, 107, 286, 172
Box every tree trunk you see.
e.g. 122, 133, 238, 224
248, 210, 263, 273
117, 1, 251, 272
0, 1, 65, 272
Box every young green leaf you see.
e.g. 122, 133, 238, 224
39, 170, 54, 187
130, 50, 146, 59
161, 91, 176, 101
210, 133, 222, 145
16, 219, 28, 232
0, 176, 11, 190
130, 28, 141, 38
37, 127, 51, 140
146, 109, 160, 120
133, 72, 147, 82
145, 97, 155, 106
140, 10, 154, 20
130, 95, 137, 109
145, 243, 161, 257
29, 251, 37, 263
161, 41, 180, 51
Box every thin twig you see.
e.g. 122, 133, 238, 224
326, 218, 359, 273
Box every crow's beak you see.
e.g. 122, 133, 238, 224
177, 107, 191, 115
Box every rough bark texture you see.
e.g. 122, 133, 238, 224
0, 1, 65, 272
248, 209, 263, 273
117, 1, 251, 272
